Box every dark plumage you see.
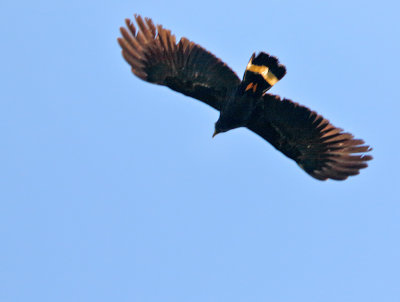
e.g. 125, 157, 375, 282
118, 15, 372, 181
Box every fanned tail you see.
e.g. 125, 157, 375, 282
239, 52, 286, 97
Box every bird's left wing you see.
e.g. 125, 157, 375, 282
118, 15, 241, 110
247, 94, 372, 180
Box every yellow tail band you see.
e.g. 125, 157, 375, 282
246, 62, 279, 86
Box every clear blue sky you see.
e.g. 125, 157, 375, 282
1, 0, 399, 301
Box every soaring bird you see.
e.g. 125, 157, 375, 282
117, 15, 372, 181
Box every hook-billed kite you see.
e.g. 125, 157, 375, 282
117, 15, 372, 180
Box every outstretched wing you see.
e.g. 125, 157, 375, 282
117, 15, 241, 110
247, 94, 372, 180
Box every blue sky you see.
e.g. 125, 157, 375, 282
1, 0, 400, 301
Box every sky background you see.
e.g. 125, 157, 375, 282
1, 0, 400, 301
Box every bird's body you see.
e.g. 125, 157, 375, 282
216, 91, 255, 134
215, 52, 287, 134
118, 15, 372, 180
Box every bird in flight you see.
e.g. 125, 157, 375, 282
117, 15, 372, 181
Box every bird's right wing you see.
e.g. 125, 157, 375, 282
247, 94, 372, 180
118, 15, 241, 110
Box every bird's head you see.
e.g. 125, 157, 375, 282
212, 120, 229, 138
212, 127, 220, 138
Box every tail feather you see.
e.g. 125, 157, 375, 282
240, 52, 286, 96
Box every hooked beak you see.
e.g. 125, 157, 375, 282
212, 129, 219, 138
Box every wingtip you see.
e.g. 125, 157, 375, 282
362, 154, 373, 161
134, 14, 143, 23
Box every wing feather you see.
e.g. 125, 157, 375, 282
118, 15, 240, 110
247, 94, 372, 180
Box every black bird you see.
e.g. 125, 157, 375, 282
117, 15, 372, 181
